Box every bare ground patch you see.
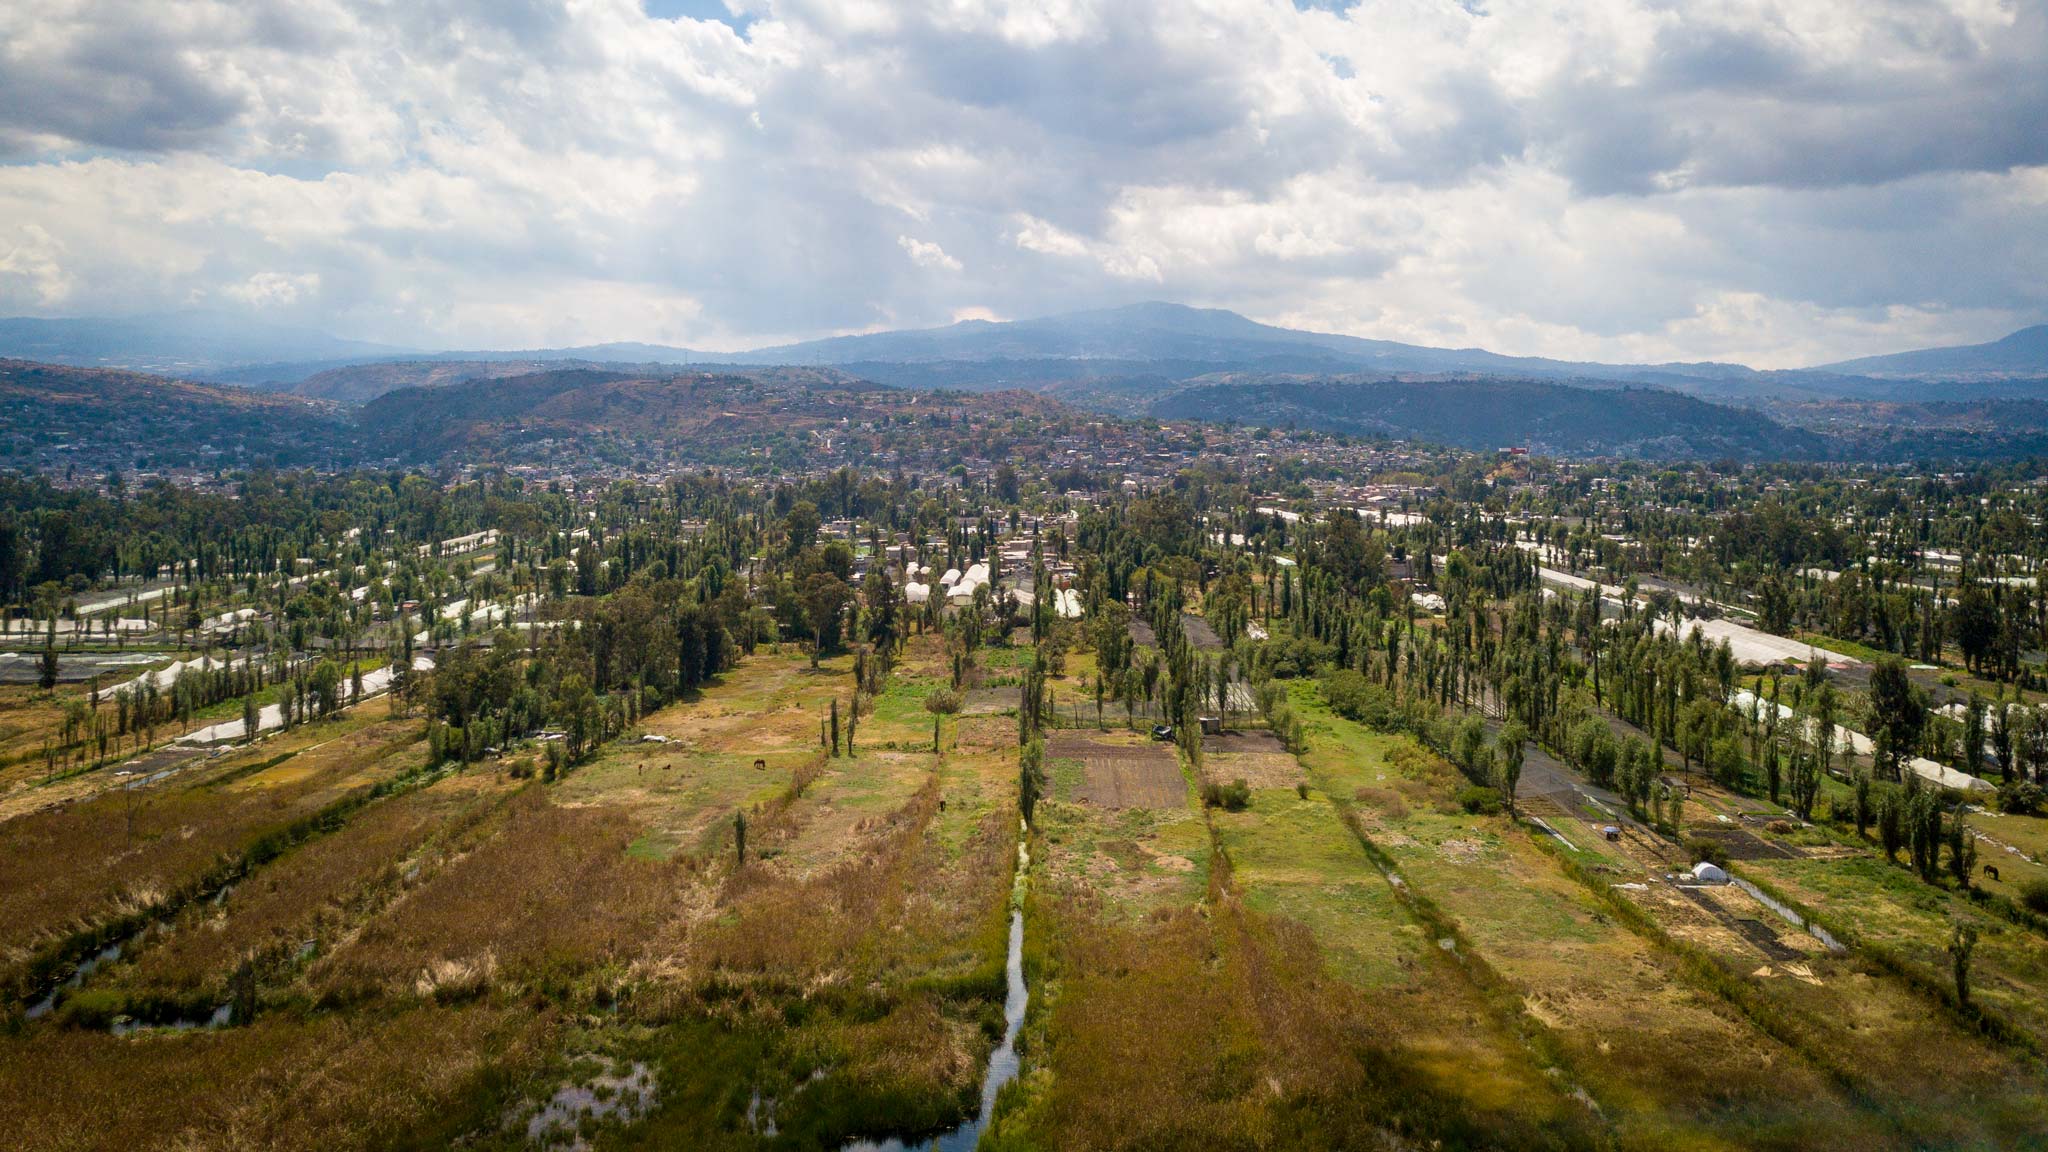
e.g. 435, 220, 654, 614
1204, 749, 1301, 790
957, 688, 1013, 717
953, 716, 1014, 751
1179, 612, 1222, 651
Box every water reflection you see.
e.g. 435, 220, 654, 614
841, 908, 1026, 1152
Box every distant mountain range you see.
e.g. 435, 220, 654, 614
4, 304, 2046, 465
6, 353, 2046, 468
5, 303, 2044, 392
729, 301, 1739, 381
0, 312, 410, 376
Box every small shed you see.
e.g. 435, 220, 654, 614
1690, 862, 1729, 884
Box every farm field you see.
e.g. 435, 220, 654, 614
0, 683, 98, 781
994, 709, 1605, 1149
0, 701, 428, 1003
0, 642, 1024, 1152
1043, 729, 1183, 809
1503, 730, 2048, 1144
10, 393, 2048, 1151
1961, 807, 2048, 896
1275, 682, 2048, 1149
1739, 853, 2048, 1054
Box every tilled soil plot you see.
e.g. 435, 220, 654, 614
1638, 879, 1814, 964
1203, 731, 1287, 755
1045, 731, 1185, 809
1687, 824, 1802, 860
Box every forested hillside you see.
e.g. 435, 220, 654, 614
0, 360, 359, 475
1150, 377, 1829, 459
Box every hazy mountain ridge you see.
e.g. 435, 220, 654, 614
8, 303, 2045, 396
0, 313, 409, 375
279, 359, 696, 405
1819, 324, 2048, 380
8, 304, 2048, 462
730, 302, 1766, 385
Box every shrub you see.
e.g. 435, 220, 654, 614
1202, 778, 1251, 811
1684, 836, 1730, 868
1355, 786, 1410, 821
1268, 703, 1304, 753
1221, 778, 1251, 811
1996, 780, 2045, 816
1389, 744, 1461, 791
1455, 785, 1503, 816
2019, 879, 2048, 917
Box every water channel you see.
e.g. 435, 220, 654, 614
1729, 876, 1845, 953
841, 907, 1027, 1152
23, 940, 125, 1020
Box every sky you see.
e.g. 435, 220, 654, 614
0, 0, 2043, 368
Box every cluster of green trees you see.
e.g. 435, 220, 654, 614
1249, 503, 2005, 895
416, 578, 747, 770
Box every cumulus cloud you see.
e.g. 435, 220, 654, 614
0, 0, 2039, 365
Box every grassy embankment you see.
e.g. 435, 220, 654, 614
1398, 692, 2048, 1146
1286, 685, 1913, 1151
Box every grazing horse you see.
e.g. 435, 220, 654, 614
1984, 863, 2000, 883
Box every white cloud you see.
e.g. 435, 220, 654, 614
0, 224, 73, 306
1010, 214, 1088, 258
897, 234, 961, 272
222, 271, 320, 308
0, 0, 2038, 364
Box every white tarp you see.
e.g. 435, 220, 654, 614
178, 655, 435, 745
1655, 614, 1859, 668
1729, 689, 1990, 792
